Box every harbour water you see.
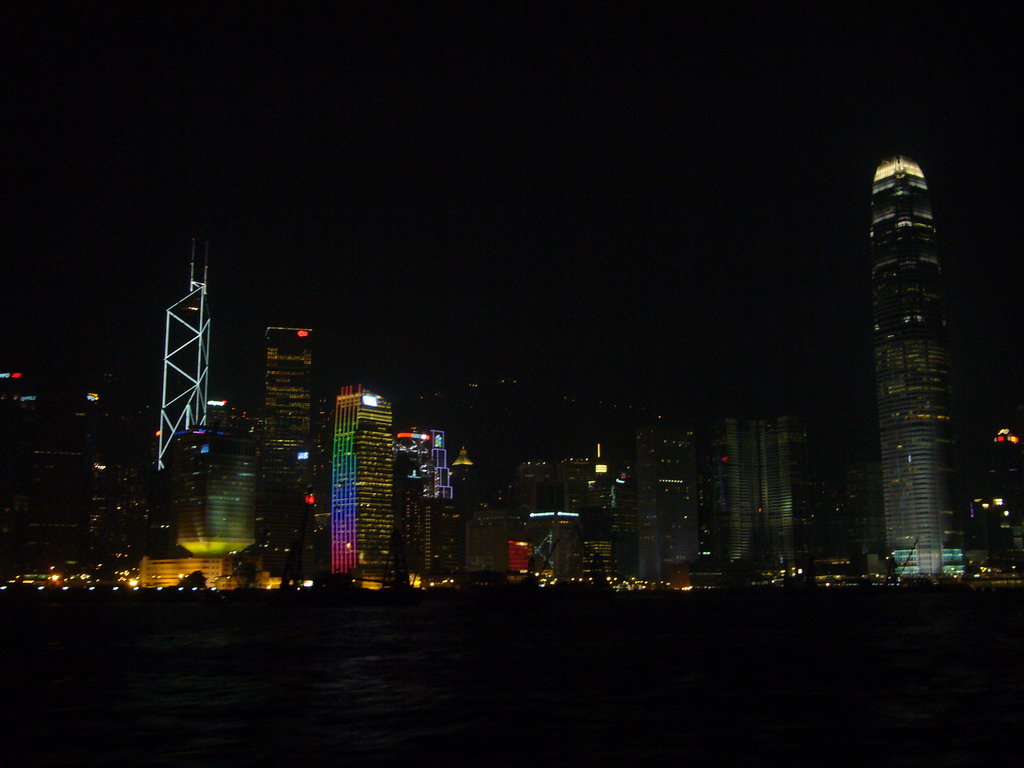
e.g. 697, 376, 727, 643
3, 590, 1021, 767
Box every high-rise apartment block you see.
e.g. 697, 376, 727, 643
870, 156, 959, 575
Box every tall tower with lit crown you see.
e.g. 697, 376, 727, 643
870, 156, 959, 576
158, 243, 210, 470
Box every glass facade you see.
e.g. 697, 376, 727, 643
870, 156, 958, 575
331, 386, 393, 574
711, 417, 811, 568
172, 430, 256, 558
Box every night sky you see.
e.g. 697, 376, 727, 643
3, 4, 1020, 483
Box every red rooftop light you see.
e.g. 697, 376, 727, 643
297, 330, 309, 337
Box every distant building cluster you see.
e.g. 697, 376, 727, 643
2, 157, 1023, 589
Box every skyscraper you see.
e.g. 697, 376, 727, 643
711, 417, 812, 569
256, 327, 313, 575
331, 386, 393, 576
636, 424, 698, 581
159, 250, 210, 470
968, 429, 1023, 565
870, 156, 959, 576
451, 446, 479, 518
393, 429, 459, 577
585, 465, 638, 578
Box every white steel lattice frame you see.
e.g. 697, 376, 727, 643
158, 272, 209, 469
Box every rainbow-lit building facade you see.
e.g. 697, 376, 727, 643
331, 386, 392, 574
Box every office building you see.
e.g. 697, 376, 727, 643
512, 461, 559, 515
1, 372, 93, 576
256, 327, 313, 575
968, 429, 1024, 566
394, 430, 459, 576
558, 458, 594, 515
586, 466, 638, 578
465, 506, 526, 572
636, 424, 698, 581
528, 510, 581, 578
450, 446, 478, 568
871, 156, 960, 575
844, 461, 885, 568
159, 254, 210, 470
172, 429, 256, 558
711, 417, 812, 569
331, 386, 393, 576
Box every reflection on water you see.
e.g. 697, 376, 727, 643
4, 592, 1022, 767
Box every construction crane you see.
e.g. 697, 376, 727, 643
891, 538, 919, 582
280, 490, 316, 589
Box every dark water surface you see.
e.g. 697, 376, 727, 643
3, 591, 1021, 767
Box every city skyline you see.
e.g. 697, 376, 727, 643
3, 7, 1021, 486
3, 9, 1023, 764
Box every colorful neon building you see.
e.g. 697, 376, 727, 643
331, 386, 392, 574
393, 429, 458, 575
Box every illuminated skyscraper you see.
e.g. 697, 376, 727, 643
172, 429, 256, 558
871, 156, 959, 575
256, 327, 313, 575
393, 429, 459, 576
331, 386, 393, 575
451, 446, 479, 517
159, 248, 210, 470
710, 417, 812, 569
